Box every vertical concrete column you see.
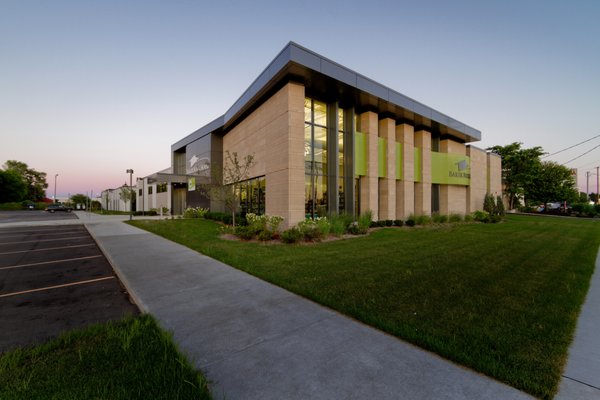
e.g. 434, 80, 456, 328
414, 129, 431, 216
487, 153, 502, 197
359, 111, 379, 218
378, 118, 396, 221
259, 82, 305, 228
439, 140, 467, 215
466, 145, 487, 212
396, 123, 414, 219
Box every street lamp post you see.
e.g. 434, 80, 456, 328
126, 169, 134, 220
54, 174, 59, 203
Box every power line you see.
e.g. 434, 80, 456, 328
542, 134, 600, 158
563, 143, 600, 165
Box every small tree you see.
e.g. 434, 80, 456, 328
70, 193, 90, 207
199, 151, 255, 227
119, 184, 135, 212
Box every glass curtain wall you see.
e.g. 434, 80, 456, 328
338, 108, 345, 213
238, 176, 266, 215
305, 98, 328, 218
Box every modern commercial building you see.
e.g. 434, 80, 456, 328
100, 185, 133, 213
164, 42, 501, 227
135, 167, 173, 214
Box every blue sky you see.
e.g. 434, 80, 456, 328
1, 0, 599, 197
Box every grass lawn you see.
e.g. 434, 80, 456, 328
0, 314, 211, 400
130, 215, 600, 399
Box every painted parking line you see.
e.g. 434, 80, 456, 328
0, 230, 86, 239
0, 236, 89, 245
0, 227, 85, 235
0, 243, 96, 256
0, 255, 103, 271
0, 276, 116, 298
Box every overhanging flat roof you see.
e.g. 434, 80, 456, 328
173, 41, 481, 151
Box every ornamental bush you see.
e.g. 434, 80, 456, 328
281, 227, 303, 243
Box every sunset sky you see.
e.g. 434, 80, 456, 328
1, 0, 599, 198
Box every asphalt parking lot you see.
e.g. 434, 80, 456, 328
0, 209, 78, 224
0, 222, 139, 353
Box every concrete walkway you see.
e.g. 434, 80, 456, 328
84, 218, 533, 400
555, 250, 600, 399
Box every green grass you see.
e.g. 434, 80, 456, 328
0, 314, 211, 400
129, 215, 600, 399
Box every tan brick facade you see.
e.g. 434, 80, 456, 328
379, 118, 396, 220
224, 82, 305, 228
439, 140, 467, 215
467, 146, 488, 213
396, 124, 414, 219
358, 111, 379, 218
414, 130, 431, 216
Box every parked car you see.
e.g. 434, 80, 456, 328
45, 204, 73, 213
23, 202, 35, 210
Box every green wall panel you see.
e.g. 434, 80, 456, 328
431, 152, 471, 186
355, 131, 367, 176
378, 138, 386, 178
414, 148, 421, 182
395, 142, 402, 180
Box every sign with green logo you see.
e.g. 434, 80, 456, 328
188, 177, 196, 191
431, 152, 470, 185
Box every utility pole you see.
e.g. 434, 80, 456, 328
586, 171, 590, 201
597, 166, 599, 205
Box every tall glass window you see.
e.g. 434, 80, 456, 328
238, 176, 266, 215
338, 108, 345, 213
305, 98, 328, 218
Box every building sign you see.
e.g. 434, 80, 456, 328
188, 177, 196, 191
187, 155, 210, 175
431, 152, 471, 186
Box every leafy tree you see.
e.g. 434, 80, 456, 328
70, 194, 90, 207
199, 151, 255, 227
487, 143, 544, 209
3, 160, 48, 201
0, 169, 28, 202
578, 192, 589, 203
527, 161, 578, 210
119, 184, 136, 211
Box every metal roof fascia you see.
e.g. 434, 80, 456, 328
171, 115, 225, 151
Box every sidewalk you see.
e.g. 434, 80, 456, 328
555, 250, 600, 399
85, 219, 533, 400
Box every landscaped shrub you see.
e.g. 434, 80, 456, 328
258, 230, 274, 241
376, 220, 386, 227
358, 210, 373, 232
281, 227, 302, 243
483, 193, 496, 214
385, 220, 393, 227
415, 215, 432, 225
234, 225, 255, 240
472, 210, 490, 223
328, 213, 352, 236
495, 196, 505, 216
448, 213, 463, 223
183, 207, 208, 218
405, 215, 416, 227
463, 214, 474, 222
313, 217, 330, 236
297, 219, 325, 241
432, 213, 447, 224
393, 219, 403, 227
